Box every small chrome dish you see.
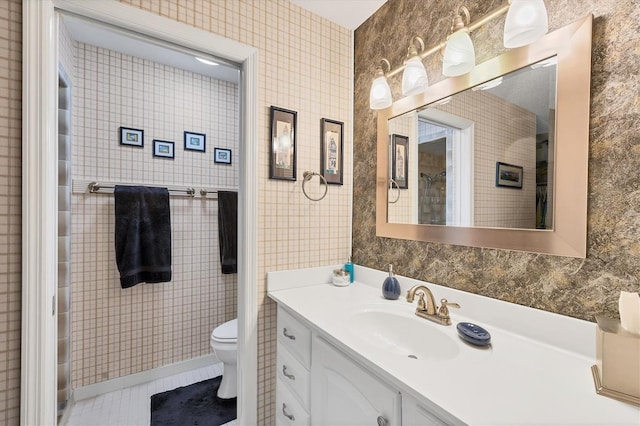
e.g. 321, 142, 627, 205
456, 322, 491, 346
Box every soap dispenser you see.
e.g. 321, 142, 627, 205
344, 256, 354, 283
382, 264, 401, 300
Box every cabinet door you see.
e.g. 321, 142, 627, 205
402, 394, 457, 426
311, 336, 401, 426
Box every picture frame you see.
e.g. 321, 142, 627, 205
391, 134, 409, 189
320, 118, 344, 185
214, 148, 232, 164
153, 140, 175, 159
119, 126, 144, 148
496, 162, 523, 188
269, 106, 297, 181
184, 131, 206, 152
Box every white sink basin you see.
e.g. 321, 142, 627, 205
348, 307, 460, 360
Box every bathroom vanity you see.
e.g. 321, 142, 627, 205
267, 265, 640, 425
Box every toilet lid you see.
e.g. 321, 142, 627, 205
211, 319, 238, 342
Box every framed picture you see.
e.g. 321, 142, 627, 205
269, 106, 297, 181
119, 127, 144, 147
391, 134, 409, 189
184, 131, 206, 152
214, 148, 232, 164
496, 162, 523, 188
153, 140, 174, 159
320, 118, 344, 185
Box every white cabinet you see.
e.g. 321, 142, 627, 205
276, 304, 450, 426
276, 306, 312, 426
310, 336, 401, 426
402, 394, 453, 426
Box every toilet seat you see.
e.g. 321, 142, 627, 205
211, 318, 238, 343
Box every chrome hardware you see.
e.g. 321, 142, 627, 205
282, 328, 296, 340
377, 415, 388, 426
302, 171, 328, 201
282, 403, 295, 421
388, 179, 400, 203
282, 365, 295, 380
406, 285, 460, 325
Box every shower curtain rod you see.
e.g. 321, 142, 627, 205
71, 179, 237, 199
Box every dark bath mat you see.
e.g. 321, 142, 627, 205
150, 376, 236, 426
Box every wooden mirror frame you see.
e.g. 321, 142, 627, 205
376, 15, 593, 258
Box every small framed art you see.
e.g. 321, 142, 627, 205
153, 140, 175, 159
496, 162, 523, 188
320, 118, 344, 185
119, 127, 144, 147
214, 148, 232, 164
269, 106, 297, 181
391, 134, 409, 189
184, 131, 206, 152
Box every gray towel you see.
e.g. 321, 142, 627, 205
114, 185, 172, 288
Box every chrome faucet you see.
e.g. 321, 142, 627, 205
406, 285, 460, 325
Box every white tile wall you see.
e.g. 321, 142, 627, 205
437, 90, 536, 228
71, 42, 239, 388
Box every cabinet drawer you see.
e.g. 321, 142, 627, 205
277, 345, 310, 407
276, 385, 310, 426
278, 306, 311, 368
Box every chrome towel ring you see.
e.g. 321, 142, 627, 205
302, 171, 328, 201
388, 179, 400, 204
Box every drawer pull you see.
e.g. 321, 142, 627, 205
282, 328, 296, 340
377, 416, 388, 426
282, 365, 295, 380
282, 403, 296, 421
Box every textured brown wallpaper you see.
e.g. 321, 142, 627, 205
353, 0, 639, 321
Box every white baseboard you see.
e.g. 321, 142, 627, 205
58, 394, 75, 426
73, 354, 219, 401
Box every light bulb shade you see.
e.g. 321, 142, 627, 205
369, 75, 393, 110
503, 0, 549, 48
442, 30, 475, 77
401, 56, 429, 96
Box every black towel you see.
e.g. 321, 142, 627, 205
114, 185, 172, 288
217, 191, 237, 274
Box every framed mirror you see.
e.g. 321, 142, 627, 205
376, 15, 593, 258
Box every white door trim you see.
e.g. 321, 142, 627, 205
21, 1, 258, 424
21, 2, 58, 424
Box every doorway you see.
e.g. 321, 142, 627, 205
22, 1, 258, 424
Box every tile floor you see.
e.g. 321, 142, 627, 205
65, 363, 237, 426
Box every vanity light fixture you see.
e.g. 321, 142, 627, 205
195, 57, 219, 66
503, 0, 549, 48
442, 6, 476, 77
368, 0, 550, 110
401, 36, 429, 96
370, 59, 393, 110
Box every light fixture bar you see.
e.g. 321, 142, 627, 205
384, 3, 510, 79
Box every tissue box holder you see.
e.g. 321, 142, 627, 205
591, 315, 640, 406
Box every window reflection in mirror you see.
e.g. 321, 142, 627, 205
388, 56, 557, 231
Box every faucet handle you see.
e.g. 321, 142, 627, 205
416, 292, 427, 311
438, 298, 460, 323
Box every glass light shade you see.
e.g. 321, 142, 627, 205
369, 75, 393, 110
503, 0, 549, 48
442, 30, 476, 77
401, 56, 429, 96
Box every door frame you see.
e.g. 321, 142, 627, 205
21, 1, 258, 424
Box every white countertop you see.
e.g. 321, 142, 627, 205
267, 265, 640, 425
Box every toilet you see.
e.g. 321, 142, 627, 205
210, 318, 238, 399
